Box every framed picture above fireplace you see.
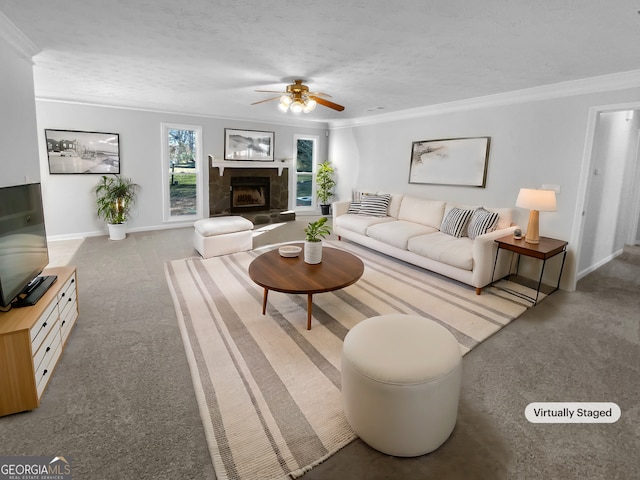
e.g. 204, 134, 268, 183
224, 128, 274, 161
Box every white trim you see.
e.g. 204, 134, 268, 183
0, 11, 39, 61
329, 70, 640, 129
35, 98, 329, 129
47, 221, 196, 242
210, 158, 291, 176
160, 123, 204, 222
576, 249, 624, 282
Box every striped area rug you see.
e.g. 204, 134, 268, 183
164, 240, 532, 480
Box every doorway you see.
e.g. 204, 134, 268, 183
574, 106, 640, 283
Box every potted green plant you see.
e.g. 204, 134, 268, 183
316, 161, 336, 215
303, 216, 332, 264
94, 175, 140, 240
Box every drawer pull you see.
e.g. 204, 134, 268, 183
46, 346, 50, 353
42, 369, 48, 376
61, 320, 66, 327
68, 298, 72, 302
42, 322, 47, 328
61, 292, 65, 298
71, 278, 75, 284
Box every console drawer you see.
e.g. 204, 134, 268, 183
33, 321, 61, 375
30, 300, 59, 355
60, 296, 78, 345
35, 334, 62, 398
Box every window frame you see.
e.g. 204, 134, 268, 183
160, 123, 204, 222
292, 134, 319, 212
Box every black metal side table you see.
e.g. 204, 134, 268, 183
490, 235, 568, 305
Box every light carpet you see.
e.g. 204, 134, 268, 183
164, 240, 534, 480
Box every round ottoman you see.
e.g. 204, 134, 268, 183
341, 314, 462, 457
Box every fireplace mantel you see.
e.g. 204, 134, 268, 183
209, 155, 292, 176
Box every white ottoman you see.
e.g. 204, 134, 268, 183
341, 314, 462, 457
194, 216, 253, 258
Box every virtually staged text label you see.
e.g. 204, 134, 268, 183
525, 402, 621, 423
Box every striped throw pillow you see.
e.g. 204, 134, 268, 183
358, 194, 391, 217
440, 207, 474, 238
347, 202, 362, 214
467, 207, 499, 239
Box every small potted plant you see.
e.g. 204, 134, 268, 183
316, 161, 336, 215
303, 216, 331, 264
94, 175, 140, 240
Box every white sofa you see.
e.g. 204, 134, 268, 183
332, 194, 518, 294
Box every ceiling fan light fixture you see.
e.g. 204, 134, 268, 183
280, 95, 292, 106
290, 100, 305, 113
254, 80, 344, 113
303, 98, 317, 113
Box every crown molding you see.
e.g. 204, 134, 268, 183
0, 10, 39, 61
329, 70, 640, 129
35, 97, 330, 130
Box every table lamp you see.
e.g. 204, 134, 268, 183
515, 188, 557, 244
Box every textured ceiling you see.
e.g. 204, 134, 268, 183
2, 0, 640, 125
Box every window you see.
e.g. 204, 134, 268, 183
294, 135, 318, 211
161, 124, 204, 221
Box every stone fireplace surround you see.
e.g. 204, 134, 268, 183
208, 162, 294, 225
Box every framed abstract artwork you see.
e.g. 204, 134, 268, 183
224, 128, 274, 161
409, 136, 490, 187
45, 129, 120, 174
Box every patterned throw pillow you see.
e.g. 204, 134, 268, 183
467, 207, 499, 239
358, 194, 391, 217
347, 202, 362, 214
440, 207, 474, 238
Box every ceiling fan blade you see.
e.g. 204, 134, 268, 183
309, 91, 332, 98
254, 89, 285, 93
251, 96, 281, 105
312, 96, 345, 112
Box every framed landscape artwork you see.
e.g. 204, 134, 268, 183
45, 129, 120, 174
224, 128, 274, 161
409, 136, 490, 187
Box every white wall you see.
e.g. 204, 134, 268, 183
35, 101, 328, 238
329, 87, 640, 290
0, 31, 40, 187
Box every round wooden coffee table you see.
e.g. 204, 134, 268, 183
248, 243, 364, 330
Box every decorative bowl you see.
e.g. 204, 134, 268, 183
279, 245, 302, 258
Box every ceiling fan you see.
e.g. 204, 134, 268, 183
252, 79, 345, 113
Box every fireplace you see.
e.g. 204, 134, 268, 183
230, 176, 270, 212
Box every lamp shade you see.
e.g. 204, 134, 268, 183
515, 188, 556, 244
515, 188, 557, 212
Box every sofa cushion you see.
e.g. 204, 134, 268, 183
367, 220, 438, 250
398, 197, 445, 228
440, 207, 474, 238
467, 207, 499, 239
358, 194, 391, 217
407, 232, 474, 271
336, 213, 395, 235
387, 193, 404, 218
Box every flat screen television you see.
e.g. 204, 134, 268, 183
0, 183, 55, 310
